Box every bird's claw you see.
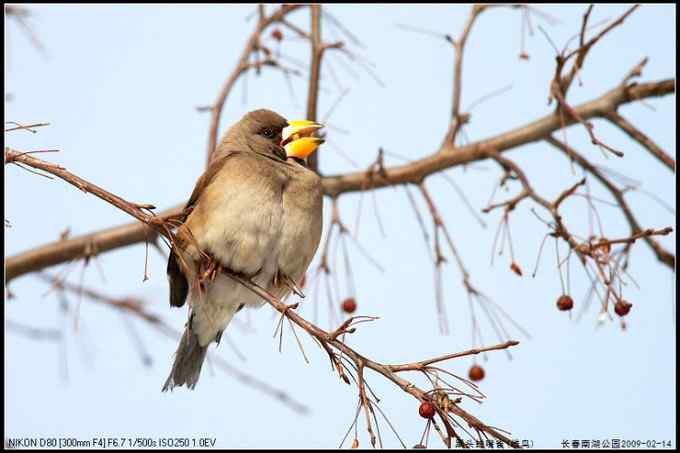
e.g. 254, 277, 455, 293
277, 272, 306, 298
199, 256, 220, 289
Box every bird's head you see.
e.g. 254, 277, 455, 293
219, 109, 324, 163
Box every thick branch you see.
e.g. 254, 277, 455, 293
322, 79, 674, 196
4, 213, 176, 282
5, 148, 182, 281
305, 5, 322, 173
5, 79, 674, 283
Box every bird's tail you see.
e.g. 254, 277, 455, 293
162, 326, 208, 392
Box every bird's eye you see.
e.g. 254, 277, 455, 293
261, 128, 275, 139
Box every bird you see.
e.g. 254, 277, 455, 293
162, 109, 325, 391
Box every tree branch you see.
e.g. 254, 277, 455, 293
322, 79, 674, 196
305, 5, 323, 173
5, 148, 160, 226
444, 4, 524, 145
5, 148, 183, 281
35, 273, 310, 414
5, 145, 521, 446
217, 264, 521, 447
545, 136, 675, 268
604, 110, 675, 171
206, 4, 304, 164
560, 5, 639, 95
451, 5, 485, 120
5, 78, 674, 283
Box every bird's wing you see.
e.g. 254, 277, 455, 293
167, 151, 244, 308
184, 151, 245, 220
167, 247, 189, 307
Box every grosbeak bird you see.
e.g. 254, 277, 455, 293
162, 109, 324, 391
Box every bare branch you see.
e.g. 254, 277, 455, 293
560, 5, 640, 94
218, 262, 520, 447
305, 5, 323, 173
5, 79, 674, 283
322, 79, 674, 196
387, 341, 519, 372
604, 110, 675, 171
206, 5, 304, 164
35, 273, 310, 414
545, 136, 675, 268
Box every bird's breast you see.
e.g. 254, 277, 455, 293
277, 168, 323, 283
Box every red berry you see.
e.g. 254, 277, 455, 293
614, 300, 632, 317
271, 28, 283, 41
510, 262, 523, 276
341, 297, 357, 314
557, 295, 574, 311
419, 401, 435, 419
468, 364, 485, 382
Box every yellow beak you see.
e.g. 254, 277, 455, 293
281, 120, 325, 159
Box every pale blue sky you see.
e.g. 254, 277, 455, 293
5, 4, 676, 449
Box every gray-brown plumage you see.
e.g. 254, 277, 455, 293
162, 109, 323, 391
